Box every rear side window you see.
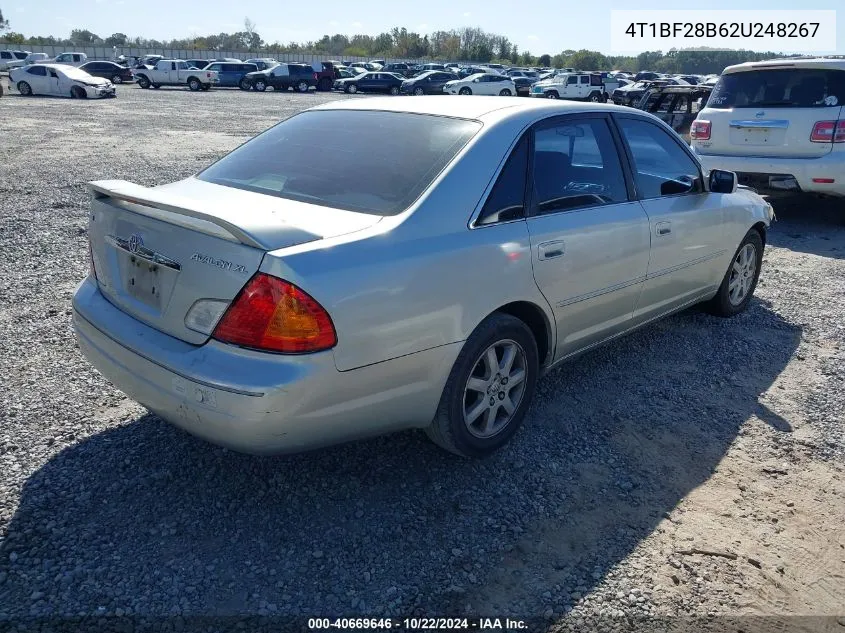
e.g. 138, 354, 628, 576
198, 111, 481, 216
532, 118, 627, 214
1, 52, 13, 59
478, 135, 529, 225
27, 66, 47, 76
709, 68, 845, 108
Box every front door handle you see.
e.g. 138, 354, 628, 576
537, 240, 565, 260
655, 221, 672, 236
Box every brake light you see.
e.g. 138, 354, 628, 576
810, 120, 845, 143
690, 119, 711, 140
212, 273, 337, 353
314, 72, 319, 81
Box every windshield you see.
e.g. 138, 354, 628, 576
198, 110, 481, 215
708, 68, 845, 108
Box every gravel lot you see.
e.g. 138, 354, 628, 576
0, 83, 844, 632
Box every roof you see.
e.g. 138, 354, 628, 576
310, 95, 638, 122
724, 57, 845, 73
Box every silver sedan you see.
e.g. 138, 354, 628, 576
73, 97, 774, 457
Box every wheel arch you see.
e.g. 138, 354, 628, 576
751, 221, 767, 247
486, 301, 553, 368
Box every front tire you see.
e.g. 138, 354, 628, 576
705, 229, 764, 317
458, 87, 472, 95
18, 81, 32, 96
318, 77, 332, 91
546, 90, 559, 99
413, 86, 425, 96
70, 85, 86, 99
137, 76, 150, 89
347, 84, 357, 94
425, 313, 539, 458
253, 80, 267, 92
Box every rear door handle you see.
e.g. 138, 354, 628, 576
537, 240, 565, 260
655, 222, 672, 236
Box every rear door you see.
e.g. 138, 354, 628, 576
23, 65, 48, 93
694, 65, 845, 158
526, 113, 651, 359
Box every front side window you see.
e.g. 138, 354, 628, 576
198, 111, 481, 216
477, 135, 529, 225
532, 118, 627, 214
616, 117, 701, 199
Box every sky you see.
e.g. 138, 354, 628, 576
3, 0, 843, 55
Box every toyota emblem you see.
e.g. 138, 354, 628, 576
128, 234, 143, 253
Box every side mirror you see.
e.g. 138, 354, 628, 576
473, 78, 480, 83
709, 169, 737, 194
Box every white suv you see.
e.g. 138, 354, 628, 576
690, 58, 845, 197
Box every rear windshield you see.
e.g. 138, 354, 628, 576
708, 68, 845, 108
197, 110, 481, 215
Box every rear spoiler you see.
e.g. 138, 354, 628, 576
88, 180, 265, 249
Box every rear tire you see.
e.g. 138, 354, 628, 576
152, 84, 160, 89
588, 91, 602, 102
318, 77, 332, 91
425, 313, 539, 458
297, 80, 309, 93
201, 84, 210, 91
111, 74, 123, 84
499, 88, 512, 96
458, 87, 471, 95
188, 78, 201, 91
239, 78, 251, 91
389, 85, 399, 95
704, 229, 764, 317
18, 81, 32, 96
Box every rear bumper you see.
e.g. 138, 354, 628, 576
693, 149, 845, 196
72, 277, 458, 454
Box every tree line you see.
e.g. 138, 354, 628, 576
0, 12, 790, 74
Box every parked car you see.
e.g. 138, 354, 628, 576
691, 58, 845, 198
350, 62, 377, 73
184, 59, 211, 70
11, 64, 115, 98
634, 84, 714, 138
614, 78, 688, 105
370, 59, 386, 68
23, 52, 50, 66
315, 61, 339, 91
507, 71, 540, 96
73, 97, 773, 457
334, 71, 404, 94
400, 70, 458, 95
337, 68, 360, 79
0, 50, 29, 71
134, 60, 219, 91
529, 72, 616, 101
445, 73, 516, 96
204, 62, 259, 88
245, 58, 278, 71
79, 61, 135, 84
635, 71, 661, 81
52, 52, 88, 67
382, 62, 413, 77
241, 63, 317, 92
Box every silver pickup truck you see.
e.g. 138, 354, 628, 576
133, 59, 219, 91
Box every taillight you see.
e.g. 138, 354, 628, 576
810, 120, 845, 143
314, 72, 319, 81
690, 119, 711, 140
212, 273, 336, 353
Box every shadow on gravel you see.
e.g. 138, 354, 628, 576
0, 301, 800, 622
766, 195, 845, 259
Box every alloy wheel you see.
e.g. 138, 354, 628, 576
462, 339, 527, 439
728, 243, 757, 306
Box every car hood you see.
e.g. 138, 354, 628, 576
76, 77, 110, 87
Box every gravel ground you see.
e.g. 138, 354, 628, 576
0, 83, 844, 633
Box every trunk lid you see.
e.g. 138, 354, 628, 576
693, 64, 845, 158
87, 178, 382, 345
